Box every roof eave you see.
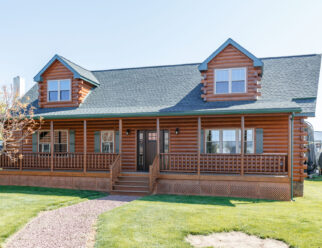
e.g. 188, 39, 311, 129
198, 38, 263, 71
33, 107, 302, 120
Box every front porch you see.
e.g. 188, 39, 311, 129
0, 114, 296, 199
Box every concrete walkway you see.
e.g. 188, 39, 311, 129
5, 195, 138, 248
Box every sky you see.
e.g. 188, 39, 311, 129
0, 0, 321, 129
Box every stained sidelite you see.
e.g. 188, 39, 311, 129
205, 129, 254, 154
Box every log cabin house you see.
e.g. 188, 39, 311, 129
0, 38, 321, 200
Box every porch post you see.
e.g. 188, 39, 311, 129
288, 115, 292, 178
50, 121, 54, 172
240, 116, 245, 176
156, 118, 160, 155
119, 119, 122, 164
83, 120, 87, 173
197, 117, 201, 176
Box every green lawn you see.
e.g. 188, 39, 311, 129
0, 186, 106, 247
95, 178, 322, 248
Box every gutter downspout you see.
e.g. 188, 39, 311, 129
291, 112, 295, 201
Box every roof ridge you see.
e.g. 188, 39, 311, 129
260, 53, 320, 60
91, 62, 200, 72
90, 54, 320, 72
57, 54, 93, 72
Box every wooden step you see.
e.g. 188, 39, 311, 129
115, 181, 149, 187
117, 176, 149, 182
110, 190, 149, 196
113, 185, 149, 191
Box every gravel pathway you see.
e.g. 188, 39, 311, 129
5, 195, 138, 248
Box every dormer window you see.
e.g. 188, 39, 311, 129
48, 79, 71, 102
215, 68, 246, 94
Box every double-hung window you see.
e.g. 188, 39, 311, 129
38, 130, 68, 153
48, 79, 71, 102
101, 131, 114, 153
215, 68, 246, 94
39, 131, 51, 152
205, 129, 254, 154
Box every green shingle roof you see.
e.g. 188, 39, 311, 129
25, 54, 321, 119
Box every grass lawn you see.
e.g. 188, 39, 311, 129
95, 178, 322, 248
0, 186, 106, 247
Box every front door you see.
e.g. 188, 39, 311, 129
137, 130, 168, 171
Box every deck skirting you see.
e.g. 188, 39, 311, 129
0, 173, 110, 192
155, 178, 291, 201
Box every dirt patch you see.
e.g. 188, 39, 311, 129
186, 231, 289, 248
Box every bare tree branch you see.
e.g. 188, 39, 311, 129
0, 85, 43, 161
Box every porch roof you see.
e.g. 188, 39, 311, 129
24, 54, 321, 119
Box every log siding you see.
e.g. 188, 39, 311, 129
201, 44, 262, 102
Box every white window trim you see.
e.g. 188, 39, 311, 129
214, 67, 247, 94
101, 130, 115, 153
38, 130, 69, 152
205, 128, 254, 154
47, 79, 72, 102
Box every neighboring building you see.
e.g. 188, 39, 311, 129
0, 38, 321, 200
315, 131, 322, 153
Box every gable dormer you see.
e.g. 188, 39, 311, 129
34, 55, 99, 108
199, 39, 263, 102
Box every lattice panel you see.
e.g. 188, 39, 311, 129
156, 179, 291, 201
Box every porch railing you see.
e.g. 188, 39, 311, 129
110, 154, 121, 191
160, 153, 288, 175
0, 152, 118, 171
149, 154, 160, 193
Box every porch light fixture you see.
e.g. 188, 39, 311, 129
175, 128, 180, 135
126, 129, 130, 135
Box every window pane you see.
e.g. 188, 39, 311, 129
163, 131, 169, 153
39, 131, 51, 143
102, 131, 114, 142
206, 130, 219, 142
48, 80, 58, 91
232, 80, 245, 93
60, 90, 70, 101
216, 82, 229, 94
102, 142, 113, 153
54, 144, 67, 153
245, 129, 254, 154
206, 142, 220, 153
60, 80, 70, 90
216, 70, 229, 81
223, 130, 237, 154
232, 68, 245, 81
49, 91, 58, 101
54, 131, 68, 144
